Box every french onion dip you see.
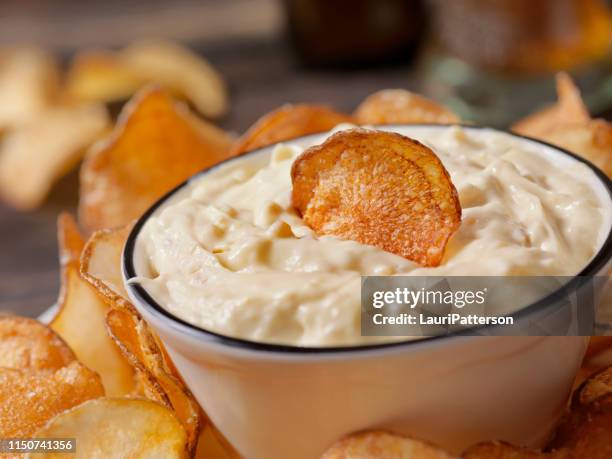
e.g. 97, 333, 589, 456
134, 126, 611, 346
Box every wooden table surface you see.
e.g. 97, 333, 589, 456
0, 38, 421, 318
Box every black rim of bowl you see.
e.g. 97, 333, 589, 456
123, 124, 612, 354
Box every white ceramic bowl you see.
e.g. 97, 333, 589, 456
123, 125, 612, 459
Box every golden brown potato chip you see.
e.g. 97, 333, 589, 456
0, 47, 59, 130
573, 366, 612, 407
0, 315, 75, 371
511, 73, 611, 177
0, 104, 110, 210
0, 361, 104, 438
27, 398, 187, 459
530, 120, 612, 177
230, 104, 354, 155
121, 40, 228, 119
64, 50, 144, 104
78, 86, 233, 232
80, 224, 132, 305
512, 73, 590, 138
291, 128, 461, 266
56, 212, 86, 272
321, 431, 457, 459
52, 214, 136, 397
106, 308, 202, 456
354, 89, 460, 125
79, 219, 228, 457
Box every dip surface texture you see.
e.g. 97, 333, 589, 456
135, 126, 610, 346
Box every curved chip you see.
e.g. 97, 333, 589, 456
321, 431, 458, 459
0, 315, 75, 371
64, 50, 144, 104
291, 128, 461, 266
230, 104, 354, 155
78, 86, 233, 232
27, 398, 187, 459
354, 89, 460, 125
0, 47, 60, 130
106, 308, 202, 455
530, 120, 612, 177
573, 366, 612, 407
80, 224, 132, 306
511, 73, 611, 178
512, 73, 590, 138
0, 103, 110, 210
52, 215, 136, 397
0, 361, 104, 438
121, 40, 228, 119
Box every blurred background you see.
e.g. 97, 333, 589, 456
1, 0, 612, 317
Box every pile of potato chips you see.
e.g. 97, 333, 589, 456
0, 56, 611, 458
0, 41, 228, 211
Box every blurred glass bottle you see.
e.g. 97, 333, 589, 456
283, 0, 426, 67
424, 0, 612, 126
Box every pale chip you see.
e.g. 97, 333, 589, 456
64, 50, 144, 104
80, 224, 132, 303
0, 47, 59, 130
291, 128, 461, 266
354, 89, 460, 125
27, 398, 187, 459
512, 73, 590, 138
106, 308, 202, 455
0, 104, 110, 210
51, 214, 136, 397
511, 73, 611, 178
121, 40, 228, 119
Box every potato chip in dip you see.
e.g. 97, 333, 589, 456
133, 125, 611, 346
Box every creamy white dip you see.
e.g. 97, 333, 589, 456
134, 125, 611, 346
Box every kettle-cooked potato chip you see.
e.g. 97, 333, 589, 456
291, 128, 461, 266
512, 73, 590, 139
78, 86, 233, 232
106, 308, 202, 455
0, 47, 60, 130
79, 223, 204, 454
52, 214, 136, 397
80, 224, 132, 304
121, 40, 229, 119
64, 50, 144, 104
354, 89, 460, 125
528, 120, 612, 177
27, 398, 187, 459
321, 431, 458, 459
0, 104, 110, 210
230, 104, 354, 155
512, 73, 612, 177
0, 315, 75, 371
0, 361, 104, 438
573, 366, 612, 407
